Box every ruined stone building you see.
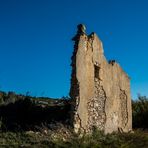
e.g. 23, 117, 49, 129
70, 24, 132, 134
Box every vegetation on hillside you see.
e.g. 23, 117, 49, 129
0, 91, 70, 131
132, 95, 148, 129
0, 128, 148, 147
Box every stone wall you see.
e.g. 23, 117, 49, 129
70, 24, 132, 134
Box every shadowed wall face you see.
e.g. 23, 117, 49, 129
70, 25, 132, 134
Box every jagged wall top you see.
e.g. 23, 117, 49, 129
72, 24, 86, 41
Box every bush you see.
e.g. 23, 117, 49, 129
132, 95, 148, 129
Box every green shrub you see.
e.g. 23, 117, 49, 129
132, 95, 148, 129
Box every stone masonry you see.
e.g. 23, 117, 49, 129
70, 24, 132, 134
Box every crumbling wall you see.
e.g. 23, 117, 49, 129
87, 78, 107, 132
70, 24, 132, 134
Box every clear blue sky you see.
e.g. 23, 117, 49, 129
0, 0, 148, 99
